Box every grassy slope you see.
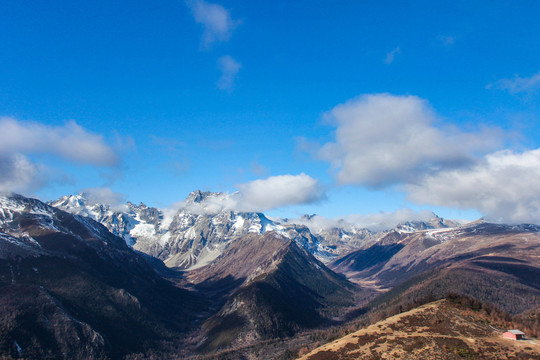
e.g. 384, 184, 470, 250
299, 299, 540, 360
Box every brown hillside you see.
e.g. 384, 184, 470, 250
298, 300, 540, 360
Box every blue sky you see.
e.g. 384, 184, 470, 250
1, 1, 540, 224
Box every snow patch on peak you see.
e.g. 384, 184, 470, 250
0, 193, 52, 217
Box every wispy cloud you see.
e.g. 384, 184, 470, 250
150, 135, 191, 177
186, 0, 240, 47
250, 160, 267, 176
487, 71, 540, 94
150, 135, 186, 153
437, 35, 456, 46
171, 159, 192, 175
383, 46, 400, 64
198, 138, 235, 150
216, 55, 241, 91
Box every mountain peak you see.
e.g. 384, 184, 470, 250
0, 192, 51, 217
185, 190, 228, 204
53, 193, 89, 208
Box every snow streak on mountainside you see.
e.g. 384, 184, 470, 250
50, 190, 457, 270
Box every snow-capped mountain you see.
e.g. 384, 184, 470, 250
50, 191, 329, 269
394, 216, 461, 234
49, 190, 458, 270
1, 193, 144, 263
49, 193, 162, 246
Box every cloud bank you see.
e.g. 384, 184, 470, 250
0, 117, 118, 166
289, 208, 439, 233
317, 94, 501, 187
311, 93, 540, 224
0, 117, 119, 194
407, 148, 540, 224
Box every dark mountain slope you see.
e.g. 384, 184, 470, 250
330, 231, 406, 286
187, 232, 363, 353
330, 222, 540, 320
0, 193, 206, 359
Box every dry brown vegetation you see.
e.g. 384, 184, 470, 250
298, 299, 540, 360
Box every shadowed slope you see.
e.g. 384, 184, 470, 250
0, 193, 207, 359
187, 232, 363, 353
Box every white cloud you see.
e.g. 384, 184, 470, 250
345, 208, 438, 232
287, 208, 438, 233
406, 148, 540, 224
81, 187, 126, 208
171, 174, 325, 214
384, 46, 400, 64
216, 55, 241, 91
0, 117, 122, 194
187, 0, 239, 47
182, 192, 237, 215
317, 94, 501, 187
0, 117, 118, 166
235, 173, 324, 211
488, 71, 540, 94
0, 154, 44, 193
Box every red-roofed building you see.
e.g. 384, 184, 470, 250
503, 330, 525, 340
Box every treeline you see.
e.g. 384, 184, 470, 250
363, 265, 540, 323
367, 289, 540, 339
446, 293, 540, 338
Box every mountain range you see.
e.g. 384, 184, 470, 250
1, 191, 539, 359
49, 190, 456, 270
